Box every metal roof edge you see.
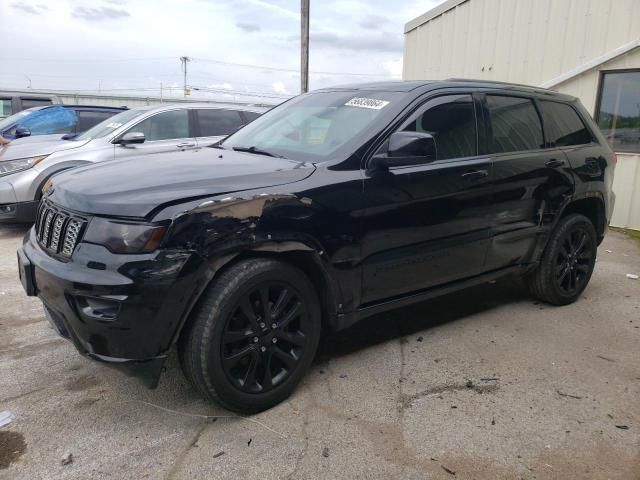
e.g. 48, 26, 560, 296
404, 0, 469, 33
540, 38, 640, 89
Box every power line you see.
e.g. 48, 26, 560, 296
0, 55, 398, 77
192, 57, 398, 77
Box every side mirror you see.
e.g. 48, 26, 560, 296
370, 131, 436, 169
15, 126, 32, 139
117, 132, 145, 145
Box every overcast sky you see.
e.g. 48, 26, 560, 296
0, 0, 442, 103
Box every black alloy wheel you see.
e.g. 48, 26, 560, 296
179, 258, 321, 413
221, 283, 309, 393
527, 213, 597, 305
554, 227, 594, 296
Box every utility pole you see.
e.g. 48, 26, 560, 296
300, 0, 309, 93
180, 56, 191, 97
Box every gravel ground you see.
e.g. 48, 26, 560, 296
1, 224, 639, 480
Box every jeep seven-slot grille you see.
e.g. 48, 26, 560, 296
35, 201, 87, 257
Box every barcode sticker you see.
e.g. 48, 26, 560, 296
344, 98, 389, 110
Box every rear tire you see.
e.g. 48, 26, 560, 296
526, 214, 597, 305
178, 258, 321, 413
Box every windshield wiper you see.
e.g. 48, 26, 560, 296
231, 146, 284, 158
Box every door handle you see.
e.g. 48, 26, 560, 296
176, 142, 196, 148
461, 169, 489, 179
545, 159, 565, 168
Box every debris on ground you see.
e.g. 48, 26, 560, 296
557, 390, 583, 399
213, 451, 225, 459
596, 355, 616, 362
615, 425, 629, 430
322, 447, 330, 458
339, 374, 347, 379
61, 452, 73, 466
0, 411, 14, 428
416, 336, 423, 342
465, 380, 474, 389
491, 418, 496, 426
605, 250, 612, 253
441, 465, 456, 475
480, 377, 499, 382
247, 438, 252, 446
626, 274, 639, 280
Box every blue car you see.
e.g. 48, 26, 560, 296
0, 105, 127, 140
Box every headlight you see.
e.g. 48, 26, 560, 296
0, 155, 48, 176
83, 217, 167, 254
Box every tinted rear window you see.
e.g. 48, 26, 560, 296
540, 100, 592, 147
77, 111, 118, 132
197, 109, 245, 136
20, 98, 53, 110
487, 95, 544, 153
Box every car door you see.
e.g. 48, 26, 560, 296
194, 108, 246, 147
482, 94, 574, 271
114, 108, 196, 160
360, 93, 493, 305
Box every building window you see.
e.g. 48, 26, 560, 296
596, 70, 640, 153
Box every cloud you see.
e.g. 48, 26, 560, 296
10, 1, 47, 15
358, 14, 390, 30
383, 57, 403, 77
272, 81, 288, 94
208, 83, 233, 90
72, 6, 130, 21
310, 31, 404, 53
236, 22, 261, 33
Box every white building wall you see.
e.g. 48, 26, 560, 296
404, 0, 640, 84
403, 0, 640, 229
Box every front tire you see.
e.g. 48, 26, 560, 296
179, 258, 321, 413
527, 213, 597, 305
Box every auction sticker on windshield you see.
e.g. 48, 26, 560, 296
344, 98, 390, 110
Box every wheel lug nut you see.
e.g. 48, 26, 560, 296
259, 322, 265, 328
261, 346, 266, 352
272, 337, 278, 344
253, 337, 259, 343
271, 323, 277, 329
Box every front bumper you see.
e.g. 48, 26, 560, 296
0, 200, 39, 222
19, 227, 208, 387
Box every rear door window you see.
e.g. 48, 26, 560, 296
0, 98, 12, 118
241, 111, 261, 124
486, 95, 544, 153
77, 111, 118, 132
196, 109, 245, 136
540, 100, 593, 147
131, 109, 189, 141
20, 98, 53, 110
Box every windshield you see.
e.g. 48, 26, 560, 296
222, 90, 404, 162
0, 108, 43, 130
75, 108, 147, 141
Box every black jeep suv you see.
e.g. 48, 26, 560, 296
18, 80, 616, 413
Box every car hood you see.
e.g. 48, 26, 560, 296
48, 147, 315, 218
0, 136, 90, 161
